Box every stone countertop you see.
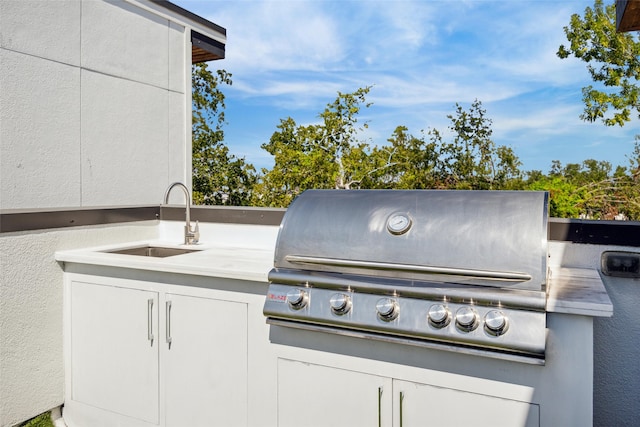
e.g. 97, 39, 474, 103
55, 240, 275, 283
546, 267, 613, 317
56, 241, 614, 318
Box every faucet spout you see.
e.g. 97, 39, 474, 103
163, 182, 199, 245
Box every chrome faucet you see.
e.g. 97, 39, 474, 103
163, 182, 199, 245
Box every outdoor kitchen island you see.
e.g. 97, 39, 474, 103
55, 220, 612, 427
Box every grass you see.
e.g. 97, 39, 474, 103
19, 412, 55, 427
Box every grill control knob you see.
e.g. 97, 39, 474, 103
428, 304, 451, 327
455, 307, 478, 331
286, 288, 308, 310
376, 298, 399, 321
484, 310, 508, 336
329, 293, 352, 315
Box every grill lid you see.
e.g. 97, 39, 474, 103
273, 190, 549, 291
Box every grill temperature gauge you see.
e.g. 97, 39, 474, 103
387, 213, 412, 235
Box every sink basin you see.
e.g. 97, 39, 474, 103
104, 245, 201, 258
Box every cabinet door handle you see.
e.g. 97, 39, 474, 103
147, 298, 154, 346
399, 391, 405, 427
378, 387, 383, 427
166, 301, 172, 348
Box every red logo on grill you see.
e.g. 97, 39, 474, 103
267, 292, 287, 303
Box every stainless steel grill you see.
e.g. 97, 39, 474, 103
263, 189, 550, 364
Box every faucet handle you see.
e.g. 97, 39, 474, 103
191, 221, 200, 244
184, 221, 200, 245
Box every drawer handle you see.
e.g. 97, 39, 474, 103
166, 301, 172, 348
399, 391, 405, 427
378, 387, 383, 427
147, 298, 154, 346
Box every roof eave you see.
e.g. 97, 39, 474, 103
617, 0, 640, 32
148, 0, 226, 63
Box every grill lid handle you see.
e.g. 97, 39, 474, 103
284, 255, 532, 282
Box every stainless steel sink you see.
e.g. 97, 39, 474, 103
104, 245, 200, 258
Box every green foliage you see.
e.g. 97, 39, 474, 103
370, 102, 523, 191
373, 125, 440, 189
20, 412, 54, 427
191, 66, 638, 219
191, 63, 256, 205
526, 174, 587, 218
255, 92, 526, 206
253, 87, 374, 206
557, 0, 640, 126
439, 100, 523, 190
192, 141, 257, 206
252, 86, 640, 218
525, 148, 640, 220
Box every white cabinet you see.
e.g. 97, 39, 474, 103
277, 359, 392, 427
276, 359, 539, 427
70, 281, 160, 424
393, 379, 539, 427
164, 293, 247, 427
67, 276, 248, 427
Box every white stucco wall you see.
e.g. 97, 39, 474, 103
0, 0, 194, 209
0, 1, 227, 424
0, 222, 159, 427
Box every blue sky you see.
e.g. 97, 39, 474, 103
174, 0, 639, 174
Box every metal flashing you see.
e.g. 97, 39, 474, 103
0, 206, 160, 233
161, 205, 285, 226
147, 0, 226, 63
0, 205, 285, 233
1, 207, 638, 247
149, 0, 226, 36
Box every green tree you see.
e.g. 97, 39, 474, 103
370, 101, 523, 191
578, 137, 640, 219
616, 136, 640, 219
255, 94, 527, 207
365, 126, 439, 189
439, 100, 522, 189
191, 63, 256, 205
252, 117, 329, 207
557, 0, 640, 126
254, 87, 377, 207
526, 151, 640, 220
527, 175, 586, 218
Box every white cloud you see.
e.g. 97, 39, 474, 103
493, 104, 583, 136
211, 1, 344, 73
175, 0, 637, 172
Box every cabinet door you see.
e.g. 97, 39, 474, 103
70, 281, 159, 424
277, 359, 393, 427
164, 293, 248, 427
394, 379, 539, 427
